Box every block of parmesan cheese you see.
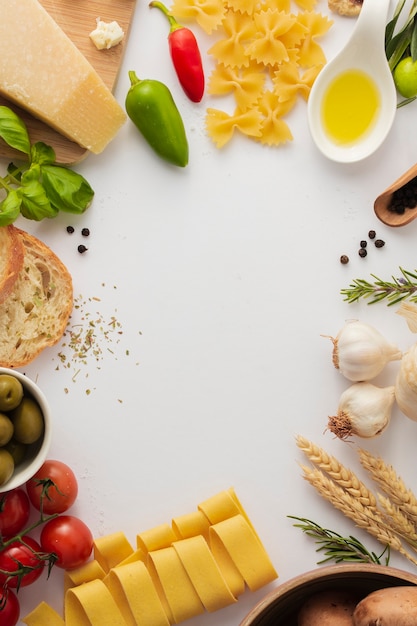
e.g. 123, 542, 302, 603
0, 0, 126, 153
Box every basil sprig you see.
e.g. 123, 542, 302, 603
0, 106, 94, 226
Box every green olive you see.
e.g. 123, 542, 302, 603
5, 439, 27, 466
0, 413, 13, 446
11, 397, 44, 444
0, 374, 23, 411
0, 449, 14, 486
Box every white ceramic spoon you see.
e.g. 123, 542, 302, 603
307, 0, 397, 163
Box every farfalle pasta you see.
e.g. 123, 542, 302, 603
206, 107, 263, 147
296, 11, 333, 65
170, 0, 226, 33
208, 10, 257, 67
272, 60, 322, 102
208, 62, 266, 109
256, 90, 294, 145
170, 0, 333, 147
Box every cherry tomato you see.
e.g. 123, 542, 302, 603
0, 535, 44, 587
26, 459, 78, 514
0, 489, 30, 539
0, 587, 19, 626
40, 515, 93, 570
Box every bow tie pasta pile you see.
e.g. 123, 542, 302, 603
170, 0, 333, 147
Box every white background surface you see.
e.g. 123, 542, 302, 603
12, 0, 417, 622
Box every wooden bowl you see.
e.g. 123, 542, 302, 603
239, 563, 417, 626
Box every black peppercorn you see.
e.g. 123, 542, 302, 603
368, 230, 376, 239
340, 255, 349, 264
360, 240, 367, 248
78, 245, 88, 254
81, 228, 90, 237
375, 239, 385, 248
66, 226, 74, 234
358, 248, 367, 258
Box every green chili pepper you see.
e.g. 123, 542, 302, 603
125, 70, 189, 167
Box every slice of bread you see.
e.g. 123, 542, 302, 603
0, 225, 24, 305
0, 227, 73, 367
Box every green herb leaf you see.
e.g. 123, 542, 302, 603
0, 189, 22, 226
385, 0, 407, 46
30, 141, 56, 166
20, 170, 57, 221
341, 268, 417, 305
411, 16, 417, 60
0, 106, 95, 224
0, 106, 31, 155
40, 165, 94, 214
289, 516, 390, 565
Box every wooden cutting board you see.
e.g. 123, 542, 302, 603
0, 0, 137, 164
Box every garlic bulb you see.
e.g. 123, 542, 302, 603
328, 382, 395, 440
325, 320, 402, 382
395, 342, 417, 421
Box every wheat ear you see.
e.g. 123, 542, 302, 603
296, 435, 377, 509
378, 494, 417, 549
300, 464, 417, 567
359, 448, 417, 525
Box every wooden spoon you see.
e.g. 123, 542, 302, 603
374, 162, 417, 227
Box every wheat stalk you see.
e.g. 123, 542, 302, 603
300, 464, 417, 566
359, 448, 417, 525
296, 435, 377, 509
377, 494, 417, 549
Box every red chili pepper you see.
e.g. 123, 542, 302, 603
149, 1, 205, 103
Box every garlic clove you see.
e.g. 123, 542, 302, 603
396, 302, 417, 333
395, 342, 417, 421
328, 382, 395, 440
325, 320, 402, 382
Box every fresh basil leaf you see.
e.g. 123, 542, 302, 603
20, 177, 57, 221
0, 189, 22, 226
40, 164, 94, 214
22, 163, 41, 183
31, 141, 56, 166
0, 106, 31, 156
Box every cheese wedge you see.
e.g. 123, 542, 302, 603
0, 0, 126, 153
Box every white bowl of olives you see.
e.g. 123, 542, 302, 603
0, 368, 52, 492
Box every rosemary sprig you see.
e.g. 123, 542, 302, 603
341, 268, 417, 305
289, 516, 391, 565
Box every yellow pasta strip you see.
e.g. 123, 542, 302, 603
147, 546, 205, 624
64, 559, 106, 593
65, 579, 127, 626
209, 514, 278, 591
198, 487, 250, 526
206, 524, 246, 597
93, 532, 134, 572
137, 523, 177, 553
116, 547, 147, 567
104, 561, 170, 626
172, 510, 211, 540
173, 536, 237, 611
22, 601, 65, 626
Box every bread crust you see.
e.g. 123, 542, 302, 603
0, 225, 24, 305
0, 228, 73, 367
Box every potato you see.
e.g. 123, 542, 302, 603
298, 589, 359, 625
353, 586, 417, 626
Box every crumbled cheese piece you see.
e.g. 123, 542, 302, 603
0, 0, 126, 154
89, 19, 124, 50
